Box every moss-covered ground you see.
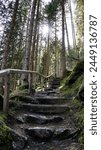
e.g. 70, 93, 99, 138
60, 60, 84, 144
0, 114, 13, 150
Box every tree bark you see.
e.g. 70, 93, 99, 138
46, 21, 51, 76
24, 0, 37, 71
64, 13, 72, 68
30, 0, 40, 71
61, 0, 66, 77
2, 0, 20, 69
68, 0, 77, 56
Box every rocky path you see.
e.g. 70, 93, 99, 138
8, 78, 83, 150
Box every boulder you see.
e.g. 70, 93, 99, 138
25, 127, 54, 140
54, 128, 79, 140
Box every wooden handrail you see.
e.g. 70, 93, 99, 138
0, 69, 53, 79
0, 69, 53, 113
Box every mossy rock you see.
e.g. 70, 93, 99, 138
65, 60, 83, 86
61, 74, 83, 98
60, 60, 84, 98
70, 98, 84, 144
0, 115, 13, 149
60, 60, 84, 144
0, 114, 27, 150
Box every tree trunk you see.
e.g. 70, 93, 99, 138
35, 29, 39, 72
30, 0, 40, 71
55, 15, 57, 77
68, 0, 77, 56
23, 0, 37, 71
60, 0, 66, 77
2, 0, 20, 69
46, 21, 51, 76
64, 13, 72, 68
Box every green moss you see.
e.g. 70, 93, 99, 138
61, 74, 83, 98
60, 60, 84, 144
10, 89, 29, 99
78, 130, 84, 144
75, 109, 84, 128
60, 60, 84, 99
70, 98, 84, 144
0, 115, 13, 149
0, 114, 6, 122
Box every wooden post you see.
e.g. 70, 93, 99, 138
3, 74, 10, 113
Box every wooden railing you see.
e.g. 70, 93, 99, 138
0, 69, 53, 113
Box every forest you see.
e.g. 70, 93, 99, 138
0, 0, 84, 150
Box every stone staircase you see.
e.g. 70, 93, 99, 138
8, 78, 83, 150
49, 77, 61, 89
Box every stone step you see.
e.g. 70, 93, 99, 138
34, 90, 59, 97
50, 86, 59, 89
10, 95, 38, 104
25, 126, 79, 140
11, 102, 69, 114
10, 95, 66, 105
50, 79, 60, 83
44, 87, 53, 91
35, 91, 48, 95
24, 114, 64, 124
51, 78, 61, 82
50, 82, 60, 86
12, 112, 65, 124
24, 142, 83, 150
51, 81, 60, 85
35, 96, 66, 104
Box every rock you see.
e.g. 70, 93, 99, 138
67, 143, 83, 150
24, 114, 64, 124
54, 128, 79, 140
9, 128, 28, 150
66, 60, 84, 86
14, 103, 69, 114
54, 128, 71, 140
35, 96, 66, 104
49, 116, 64, 123
16, 116, 25, 124
25, 126, 79, 141
25, 114, 47, 124
25, 127, 54, 140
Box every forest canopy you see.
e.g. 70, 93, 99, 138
0, 0, 84, 77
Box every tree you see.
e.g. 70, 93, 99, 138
75, 0, 84, 58
23, 0, 37, 71
30, 0, 41, 71
1, 0, 20, 69
68, 0, 77, 57
60, 0, 66, 77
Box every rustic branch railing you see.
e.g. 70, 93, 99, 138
0, 69, 53, 113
